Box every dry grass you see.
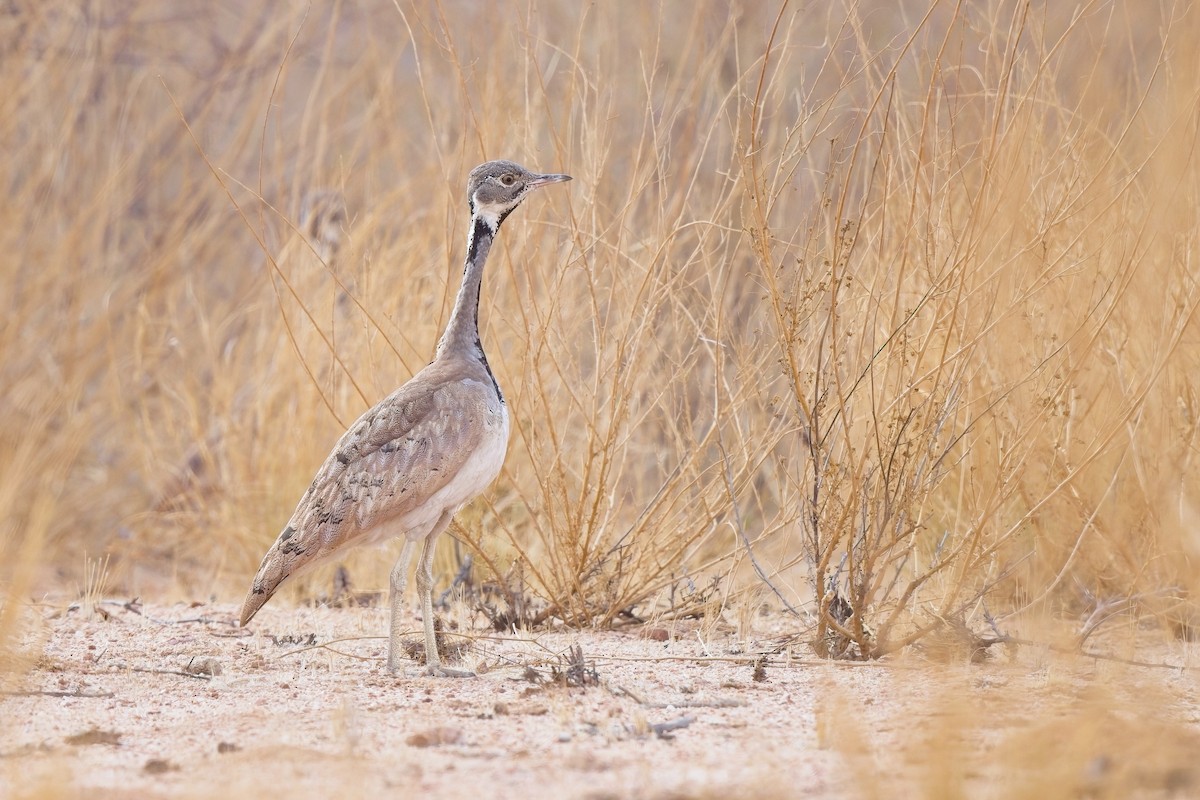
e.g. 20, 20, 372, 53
741, 1, 1200, 656
2, 2, 1200, 786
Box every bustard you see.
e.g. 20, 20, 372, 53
239, 160, 571, 677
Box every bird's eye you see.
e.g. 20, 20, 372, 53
499, 174, 516, 186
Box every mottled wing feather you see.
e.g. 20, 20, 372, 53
239, 370, 490, 626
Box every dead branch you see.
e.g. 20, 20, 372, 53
650, 715, 695, 739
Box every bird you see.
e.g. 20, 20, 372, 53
238, 160, 571, 677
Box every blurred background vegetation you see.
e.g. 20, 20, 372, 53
1, 0, 1198, 657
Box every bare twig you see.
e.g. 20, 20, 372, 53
715, 438, 802, 617
650, 715, 695, 739
0, 688, 114, 698
129, 667, 212, 681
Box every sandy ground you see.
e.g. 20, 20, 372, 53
4, 601, 1200, 799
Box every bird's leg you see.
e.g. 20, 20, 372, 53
386, 540, 416, 673
416, 515, 474, 678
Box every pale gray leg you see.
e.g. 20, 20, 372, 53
415, 512, 473, 678
386, 540, 416, 673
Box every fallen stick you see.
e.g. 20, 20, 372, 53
650, 715, 695, 739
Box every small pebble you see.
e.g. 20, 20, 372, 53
144, 758, 178, 775
406, 727, 462, 747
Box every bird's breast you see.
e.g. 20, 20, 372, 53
398, 382, 509, 540
453, 382, 510, 492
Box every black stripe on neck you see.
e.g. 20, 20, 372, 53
475, 337, 504, 403
462, 215, 502, 403
465, 215, 494, 267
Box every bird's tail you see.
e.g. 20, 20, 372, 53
238, 529, 298, 627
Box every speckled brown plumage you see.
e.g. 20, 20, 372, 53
239, 161, 571, 676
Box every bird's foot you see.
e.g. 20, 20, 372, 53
425, 664, 475, 679
383, 662, 473, 678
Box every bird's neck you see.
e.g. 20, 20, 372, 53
436, 215, 497, 362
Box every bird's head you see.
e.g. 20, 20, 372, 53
467, 160, 571, 231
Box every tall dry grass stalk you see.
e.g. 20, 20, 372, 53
0, 0, 1197, 665
740, 1, 1200, 655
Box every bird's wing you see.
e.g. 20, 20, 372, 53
239, 370, 494, 626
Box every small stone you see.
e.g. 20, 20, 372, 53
144, 758, 178, 775
185, 657, 223, 677
406, 727, 462, 748
65, 728, 121, 746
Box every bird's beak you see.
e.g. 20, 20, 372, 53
528, 172, 572, 188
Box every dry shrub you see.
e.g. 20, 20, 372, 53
742, 2, 1200, 655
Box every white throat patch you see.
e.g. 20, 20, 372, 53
475, 208, 502, 232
